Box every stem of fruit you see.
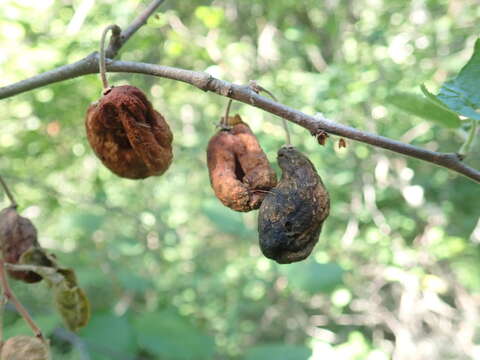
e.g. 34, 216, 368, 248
458, 118, 478, 158
0, 176, 17, 208
223, 98, 233, 128
0, 259, 45, 343
249, 81, 291, 145
99, 25, 121, 91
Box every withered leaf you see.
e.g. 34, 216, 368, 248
54, 268, 90, 332
258, 146, 330, 264
18, 248, 90, 332
0, 206, 42, 283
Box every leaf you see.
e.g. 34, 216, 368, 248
244, 344, 312, 360
282, 261, 344, 294
420, 85, 453, 111
133, 310, 215, 360
17, 248, 91, 332
117, 270, 153, 293
54, 268, 90, 332
79, 313, 137, 359
202, 200, 251, 236
422, 38, 480, 121
386, 92, 461, 128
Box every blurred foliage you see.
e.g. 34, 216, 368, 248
1, 0, 480, 359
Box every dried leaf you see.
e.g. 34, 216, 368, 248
0, 206, 42, 283
54, 268, 90, 332
18, 248, 90, 331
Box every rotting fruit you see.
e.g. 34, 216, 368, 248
85, 85, 173, 179
258, 145, 330, 264
0, 335, 50, 360
207, 115, 277, 212
0, 206, 44, 283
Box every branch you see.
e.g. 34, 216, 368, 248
0, 175, 17, 208
1, 58, 479, 184
0, 259, 45, 342
106, 0, 166, 58
0, 0, 165, 100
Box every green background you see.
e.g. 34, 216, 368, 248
1, 0, 479, 359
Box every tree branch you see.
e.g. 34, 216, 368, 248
0, 259, 45, 342
0, 175, 17, 208
106, 0, 166, 58
0, 63, 479, 184
0, 0, 165, 99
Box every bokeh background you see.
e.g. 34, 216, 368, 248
1, 0, 480, 359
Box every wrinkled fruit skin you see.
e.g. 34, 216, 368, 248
0, 207, 42, 283
207, 115, 277, 212
85, 85, 173, 179
258, 146, 330, 264
1, 336, 50, 360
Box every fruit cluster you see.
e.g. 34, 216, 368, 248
81, 83, 331, 264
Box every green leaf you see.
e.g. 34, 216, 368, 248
133, 310, 215, 360
423, 38, 480, 121
202, 200, 251, 236
282, 261, 344, 294
420, 85, 453, 111
244, 344, 312, 360
79, 313, 137, 359
117, 270, 153, 293
386, 92, 461, 128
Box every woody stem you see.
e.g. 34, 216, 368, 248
0, 176, 17, 208
0, 259, 45, 342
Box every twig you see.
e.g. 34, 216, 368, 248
0, 0, 165, 100
1, 59, 478, 183
0, 294, 6, 345
105, 0, 167, 59
0, 259, 45, 342
0, 175, 17, 208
